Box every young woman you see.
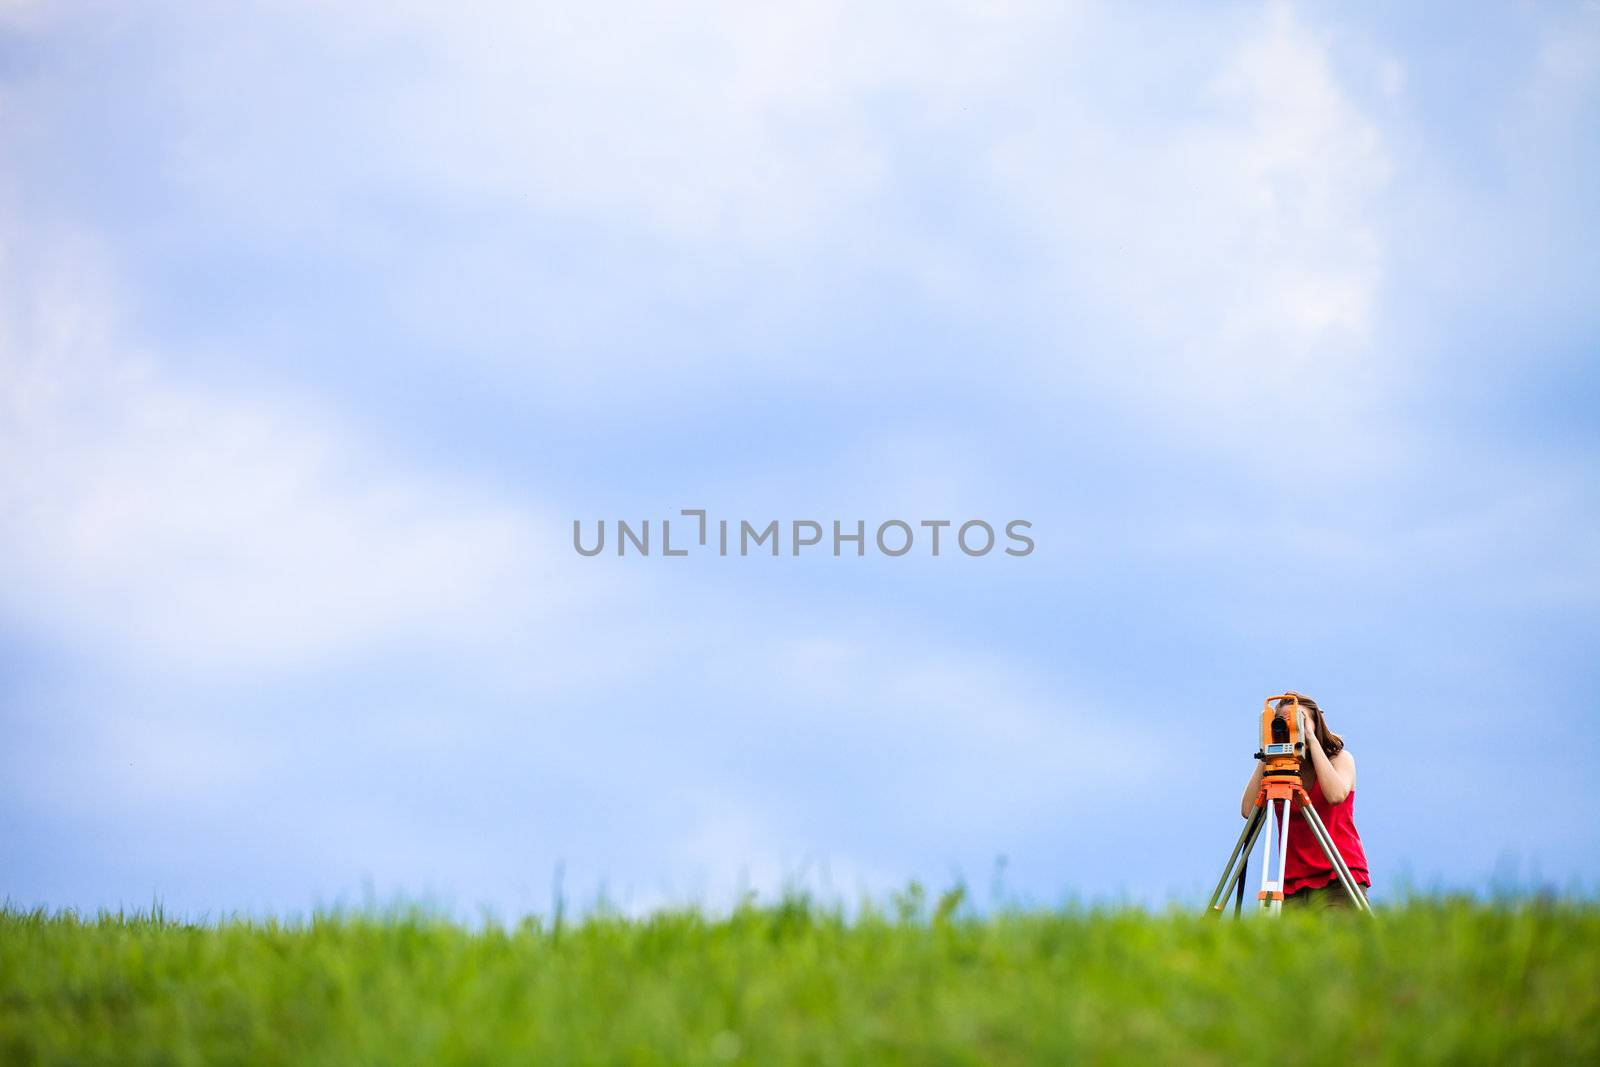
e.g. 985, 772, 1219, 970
1239, 692, 1371, 908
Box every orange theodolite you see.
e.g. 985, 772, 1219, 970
1205, 693, 1372, 916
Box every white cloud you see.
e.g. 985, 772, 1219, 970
129, 0, 1405, 474
150, 0, 1076, 257
989, 4, 1395, 460
0, 219, 606, 674
63, 0, 1095, 398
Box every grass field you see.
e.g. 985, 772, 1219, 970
3, 888, 1597, 1065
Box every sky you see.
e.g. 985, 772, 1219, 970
2, 0, 1597, 920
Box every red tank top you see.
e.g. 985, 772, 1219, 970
1283, 785, 1370, 895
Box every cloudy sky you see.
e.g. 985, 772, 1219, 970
3, 0, 1596, 918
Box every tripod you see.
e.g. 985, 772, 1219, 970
1207, 774, 1372, 915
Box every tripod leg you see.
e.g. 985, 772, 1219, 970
1257, 799, 1285, 912
1226, 809, 1268, 916
1255, 801, 1272, 906
1234, 853, 1247, 916
1299, 802, 1370, 912
1297, 801, 1373, 913
1274, 798, 1295, 914
1207, 807, 1265, 912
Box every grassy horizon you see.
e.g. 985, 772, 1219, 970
3, 890, 1597, 1065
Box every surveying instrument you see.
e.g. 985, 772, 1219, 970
1206, 693, 1372, 916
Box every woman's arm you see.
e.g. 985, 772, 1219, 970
1240, 760, 1264, 818
1306, 742, 1355, 804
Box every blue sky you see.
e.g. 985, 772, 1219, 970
2, 0, 1597, 918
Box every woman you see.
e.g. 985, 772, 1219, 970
1239, 692, 1371, 908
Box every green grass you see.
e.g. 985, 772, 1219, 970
3, 889, 1597, 1066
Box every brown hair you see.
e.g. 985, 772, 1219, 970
1274, 692, 1344, 758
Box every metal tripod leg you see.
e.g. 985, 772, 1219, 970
1208, 806, 1267, 914
1296, 799, 1373, 913
1260, 796, 1293, 914
1206, 806, 1265, 912
1230, 814, 1267, 916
